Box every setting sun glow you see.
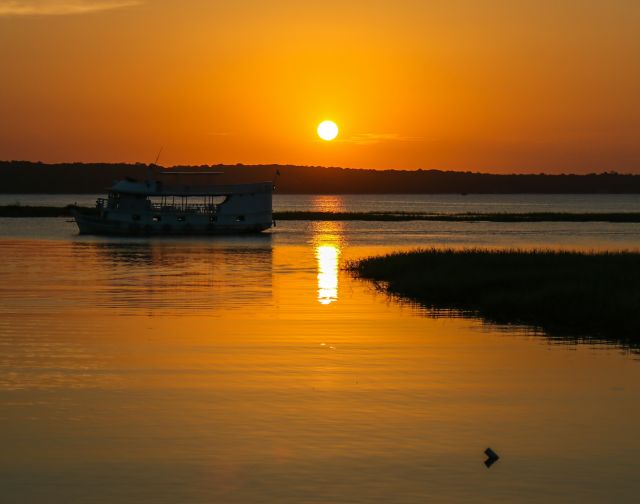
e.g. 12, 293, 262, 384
317, 121, 339, 141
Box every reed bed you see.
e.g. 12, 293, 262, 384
4, 206, 640, 222
348, 248, 640, 343
0, 205, 81, 217
276, 211, 640, 222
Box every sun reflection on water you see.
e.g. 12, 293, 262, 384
313, 221, 344, 305
311, 195, 346, 213
316, 244, 339, 304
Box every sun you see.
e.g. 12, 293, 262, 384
317, 120, 339, 141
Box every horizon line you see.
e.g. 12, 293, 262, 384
0, 160, 637, 177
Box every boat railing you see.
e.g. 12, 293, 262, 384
148, 202, 217, 214
95, 198, 218, 214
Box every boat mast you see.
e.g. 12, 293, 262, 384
146, 146, 164, 183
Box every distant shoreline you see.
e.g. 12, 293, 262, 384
3, 161, 640, 194
4, 205, 640, 222
348, 249, 640, 345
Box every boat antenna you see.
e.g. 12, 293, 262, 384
273, 167, 280, 191
154, 146, 164, 166
147, 146, 164, 183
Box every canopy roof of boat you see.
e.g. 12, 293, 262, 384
109, 179, 272, 196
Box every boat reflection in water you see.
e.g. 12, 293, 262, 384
71, 236, 273, 313
312, 218, 344, 305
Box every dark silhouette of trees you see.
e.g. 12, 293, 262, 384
1, 161, 639, 193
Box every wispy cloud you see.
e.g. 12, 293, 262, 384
341, 133, 423, 145
0, 0, 142, 17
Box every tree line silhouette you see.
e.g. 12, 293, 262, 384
2, 161, 639, 193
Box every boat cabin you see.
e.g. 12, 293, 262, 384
74, 176, 273, 235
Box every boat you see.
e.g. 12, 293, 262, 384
72, 172, 273, 236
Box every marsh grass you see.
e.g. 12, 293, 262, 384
0, 205, 80, 217
4, 206, 640, 222
348, 249, 640, 343
276, 211, 640, 222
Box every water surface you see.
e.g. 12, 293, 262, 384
2, 197, 640, 503
5, 192, 640, 214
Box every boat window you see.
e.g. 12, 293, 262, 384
210, 196, 228, 206
152, 215, 161, 222
236, 215, 245, 222
209, 215, 217, 223
132, 214, 141, 221
149, 196, 170, 209
177, 215, 186, 222
107, 192, 120, 209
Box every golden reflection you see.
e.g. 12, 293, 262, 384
313, 221, 344, 305
311, 195, 346, 213
316, 244, 339, 305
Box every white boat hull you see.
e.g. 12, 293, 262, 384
72, 179, 274, 236
74, 212, 271, 235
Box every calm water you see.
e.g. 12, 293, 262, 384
5, 192, 640, 214
2, 195, 640, 503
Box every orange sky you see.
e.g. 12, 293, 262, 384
0, 0, 639, 173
